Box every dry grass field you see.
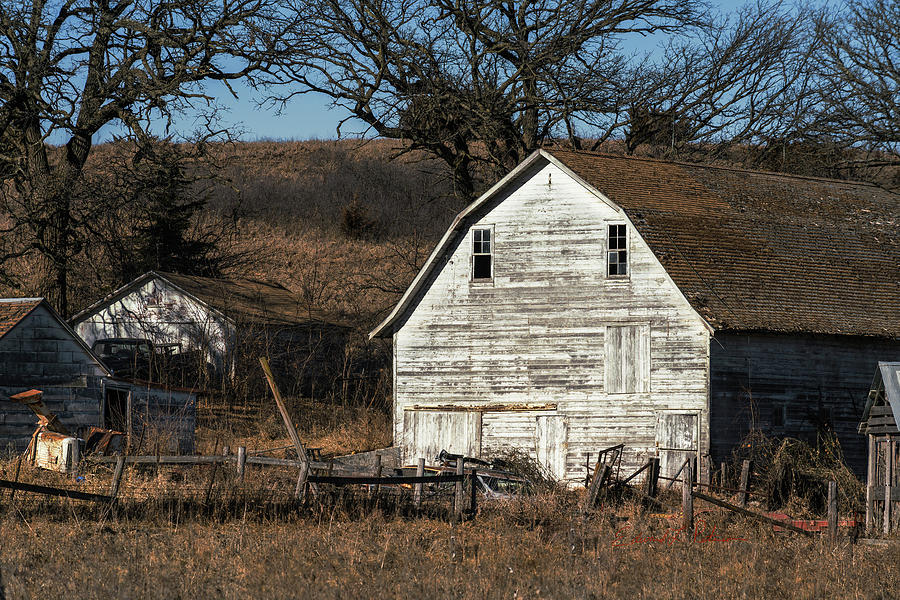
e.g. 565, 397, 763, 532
0, 405, 897, 600
2, 487, 900, 600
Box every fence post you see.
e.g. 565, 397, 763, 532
236, 446, 246, 482
719, 462, 726, 488
469, 469, 478, 517
373, 454, 383, 497
414, 458, 425, 509
683, 461, 694, 531
584, 453, 592, 487
644, 457, 660, 498
295, 461, 309, 503
827, 480, 838, 544
454, 458, 464, 521
739, 460, 752, 507
109, 455, 126, 501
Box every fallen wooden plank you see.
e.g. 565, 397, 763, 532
692, 491, 815, 537
84, 454, 368, 476
309, 474, 467, 486
0, 479, 111, 503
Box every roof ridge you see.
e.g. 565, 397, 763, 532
0, 297, 43, 303
546, 147, 889, 189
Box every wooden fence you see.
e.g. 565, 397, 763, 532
3, 449, 480, 520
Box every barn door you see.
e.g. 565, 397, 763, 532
656, 412, 699, 482
402, 410, 482, 462
535, 415, 569, 481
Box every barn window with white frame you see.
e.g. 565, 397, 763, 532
472, 227, 493, 280
608, 224, 628, 276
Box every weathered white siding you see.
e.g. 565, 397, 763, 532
74, 277, 232, 374
394, 158, 711, 483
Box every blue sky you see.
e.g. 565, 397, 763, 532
105, 0, 753, 143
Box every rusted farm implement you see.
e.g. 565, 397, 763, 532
581, 450, 857, 543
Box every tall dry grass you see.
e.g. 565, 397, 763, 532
1, 482, 898, 600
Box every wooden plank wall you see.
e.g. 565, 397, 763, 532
0, 305, 106, 452
709, 332, 900, 475
393, 159, 711, 483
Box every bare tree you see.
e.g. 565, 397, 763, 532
0, 0, 287, 316
815, 0, 900, 167
267, 0, 706, 199
620, 1, 822, 162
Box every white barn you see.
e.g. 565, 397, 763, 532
71, 271, 348, 394
370, 149, 900, 483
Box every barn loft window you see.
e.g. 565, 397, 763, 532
608, 224, 628, 276
472, 227, 493, 281
605, 324, 650, 394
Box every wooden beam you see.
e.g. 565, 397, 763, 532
886, 440, 894, 535
414, 458, 425, 508
866, 435, 875, 534
260, 357, 317, 496
682, 462, 693, 530
827, 481, 838, 544
692, 491, 815, 537
738, 460, 752, 508
0, 479, 111, 503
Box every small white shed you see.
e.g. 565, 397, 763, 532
71, 271, 348, 394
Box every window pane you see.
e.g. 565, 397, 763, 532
482, 229, 490, 243
473, 255, 492, 279
474, 229, 482, 243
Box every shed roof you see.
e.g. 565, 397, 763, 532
371, 149, 900, 339
0, 298, 42, 340
72, 272, 345, 329
859, 362, 900, 433
0, 298, 111, 375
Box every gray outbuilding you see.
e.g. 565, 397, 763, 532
0, 298, 196, 453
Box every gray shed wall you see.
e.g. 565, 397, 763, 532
709, 332, 900, 475
0, 305, 106, 451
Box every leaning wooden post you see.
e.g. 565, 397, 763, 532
885, 440, 894, 535
236, 446, 246, 482
827, 480, 838, 544
682, 461, 694, 531
454, 457, 464, 521
260, 357, 317, 496
109, 455, 126, 501
739, 460, 752, 507
414, 458, 425, 509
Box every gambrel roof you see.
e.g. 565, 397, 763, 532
371, 149, 900, 339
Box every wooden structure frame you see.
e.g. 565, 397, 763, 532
859, 362, 900, 533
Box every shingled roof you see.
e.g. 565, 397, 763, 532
72, 272, 345, 329
371, 149, 900, 339
0, 298, 42, 340
550, 150, 900, 337
154, 272, 342, 327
